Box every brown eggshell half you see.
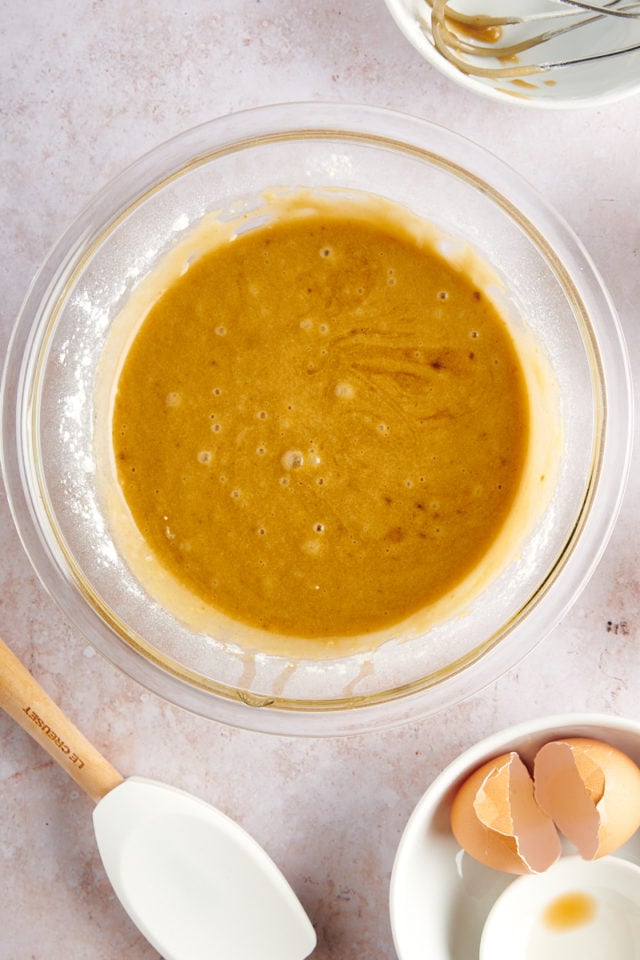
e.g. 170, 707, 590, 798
534, 737, 640, 860
450, 751, 561, 874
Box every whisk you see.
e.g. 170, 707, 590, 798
424, 0, 640, 79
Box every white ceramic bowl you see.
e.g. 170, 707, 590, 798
384, 0, 640, 108
0, 103, 633, 735
390, 713, 640, 960
479, 855, 640, 960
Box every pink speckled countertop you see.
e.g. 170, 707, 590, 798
1, 3, 639, 958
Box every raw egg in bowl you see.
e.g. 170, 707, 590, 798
0, 103, 632, 734
390, 714, 640, 960
479, 856, 640, 960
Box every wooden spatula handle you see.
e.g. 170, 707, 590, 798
0, 636, 124, 803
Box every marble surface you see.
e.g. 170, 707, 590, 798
1, 2, 639, 958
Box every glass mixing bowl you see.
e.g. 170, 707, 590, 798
1, 103, 632, 735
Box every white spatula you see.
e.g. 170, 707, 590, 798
0, 635, 316, 960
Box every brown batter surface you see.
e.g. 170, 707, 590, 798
112, 204, 529, 639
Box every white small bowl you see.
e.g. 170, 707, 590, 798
0, 103, 632, 734
384, 0, 640, 109
480, 855, 640, 960
390, 714, 640, 960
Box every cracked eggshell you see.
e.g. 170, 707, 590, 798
450, 751, 561, 875
534, 737, 640, 860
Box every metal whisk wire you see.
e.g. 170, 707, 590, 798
425, 0, 640, 80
